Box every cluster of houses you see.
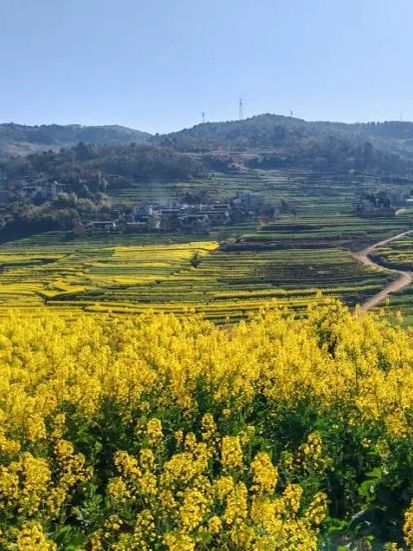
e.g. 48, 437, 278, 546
85, 191, 271, 235
18, 180, 65, 201
0, 178, 65, 204
0, 175, 273, 235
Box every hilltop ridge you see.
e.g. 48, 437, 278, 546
0, 123, 151, 156
160, 113, 413, 161
4, 114, 413, 159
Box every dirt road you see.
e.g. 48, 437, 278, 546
352, 230, 413, 313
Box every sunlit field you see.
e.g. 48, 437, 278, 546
0, 169, 412, 323
1, 301, 413, 549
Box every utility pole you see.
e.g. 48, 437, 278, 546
202, 112, 205, 124
239, 98, 244, 121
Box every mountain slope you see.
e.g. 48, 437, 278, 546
0, 123, 151, 156
2, 115, 413, 174
158, 114, 410, 174
159, 113, 413, 156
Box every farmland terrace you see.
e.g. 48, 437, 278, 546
0, 167, 412, 322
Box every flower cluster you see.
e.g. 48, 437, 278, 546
0, 301, 412, 548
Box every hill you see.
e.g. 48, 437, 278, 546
1, 142, 204, 185
158, 114, 412, 173
1, 114, 413, 237
0, 123, 151, 156
161, 113, 413, 156
0, 143, 205, 234
2, 115, 413, 175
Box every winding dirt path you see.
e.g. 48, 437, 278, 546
352, 230, 413, 314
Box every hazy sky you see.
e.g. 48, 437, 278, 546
1, 0, 412, 133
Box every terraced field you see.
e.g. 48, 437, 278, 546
373, 232, 413, 270
0, 168, 412, 322
366, 232, 413, 322
0, 230, 395, 323
109, 167, 399, 210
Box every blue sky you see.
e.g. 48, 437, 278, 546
1, 0, 412, 133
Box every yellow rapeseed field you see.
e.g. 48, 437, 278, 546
1, 299, 413, 549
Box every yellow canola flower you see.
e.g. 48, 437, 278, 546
0, 301, 413, 547
405, 499, 413, 549
250, 452, 278, 494
164, 532, 195, 551
201, 413, 217, 442
17, 522, 57, 550
146, 417, 163, 445
221, 436, 243, 470
207, 515, 222, 534
179, 487, 210, 532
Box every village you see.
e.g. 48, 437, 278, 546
0, 174, 276, 234
0, 177, 65, 204
2, 173, 413, 235
85, 190, 274, 234
76, 187, 413, 233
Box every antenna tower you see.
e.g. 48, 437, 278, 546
202, 112, 205, 124
239, 98, 244, 121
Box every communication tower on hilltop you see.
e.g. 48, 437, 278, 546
202, 112, 205, 124
239, 98, 244, 121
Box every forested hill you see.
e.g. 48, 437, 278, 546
1, 143, 205, 187
160, 114, 413, 152
0, 143, 206, 235
0, 123, 151, 156
2, 115, 413, 175
159, 114, 411, 174
160, 114, 413, 158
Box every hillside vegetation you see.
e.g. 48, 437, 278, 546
2, 115, 413, 175
0, 124, 150, 156
2, 116, 405, 178
2, 143, 205, 189
160, 114, 412, 173
1, 301, 413, 549
0, 144, 205, 234
0, 115, 411, 237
